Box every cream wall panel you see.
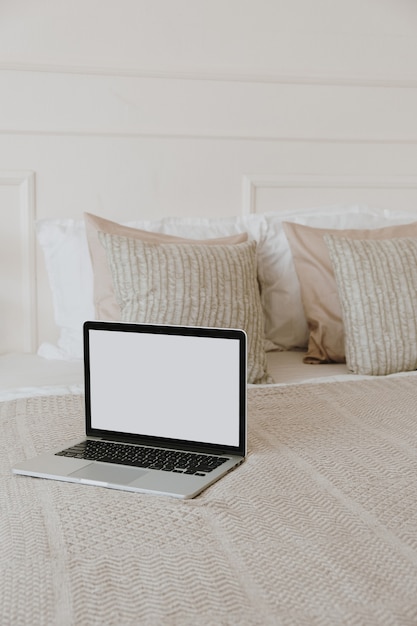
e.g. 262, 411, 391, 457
1, 71, 417, 141
1, 0, 417, 81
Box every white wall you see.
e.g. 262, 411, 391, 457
1, 0, 417, 351
2, 0, 417, 220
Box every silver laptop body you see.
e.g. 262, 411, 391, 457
13, 321, 247, 499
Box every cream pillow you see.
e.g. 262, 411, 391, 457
283, 220, 417, 364
324, 235, 417, 376
98, 232, 272, 385
85, 212, 248, 320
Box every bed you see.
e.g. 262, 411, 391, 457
2, 198, 417, 625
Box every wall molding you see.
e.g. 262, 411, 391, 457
1, 61, 417, 89
2, 66, 417, 143
242, 174, 417, 214
0, 171, 37, 352
2, 129, 417, 145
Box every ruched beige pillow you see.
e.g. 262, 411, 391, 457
98, 232, 272, 385
283, 220, 417, 364
85, 212, 248, 320
325, 235, 417, 376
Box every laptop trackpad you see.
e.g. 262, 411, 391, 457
69, 462, 148, 485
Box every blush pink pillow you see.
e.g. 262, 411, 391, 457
283, 220, 417, 363
85, 212, 248, 320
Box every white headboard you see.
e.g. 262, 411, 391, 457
242, 174, 417, 214
3, 171, 417, 355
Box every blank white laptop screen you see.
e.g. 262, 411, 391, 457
88, 329, 241, 447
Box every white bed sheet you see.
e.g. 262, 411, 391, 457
0, 353, 84, 401
265, 349, 417, 388
266, 349, 350, 385
3, 349, 413, 403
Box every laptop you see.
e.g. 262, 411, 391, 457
13, 321, 247, 499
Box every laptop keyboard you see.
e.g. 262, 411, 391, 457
56, 440, 228, 476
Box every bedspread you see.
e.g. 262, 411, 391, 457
2, 377, 417, 625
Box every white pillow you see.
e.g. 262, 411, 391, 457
36, 206, 417, 360
36, 219, 95, 360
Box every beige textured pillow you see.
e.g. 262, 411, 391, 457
84, 212, 248, 320
98, 232, 272, 385
324, 235, 417, 376
283, 220, 417, 364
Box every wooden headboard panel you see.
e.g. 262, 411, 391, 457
3, 172, 417, 355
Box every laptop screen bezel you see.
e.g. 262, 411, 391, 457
83, 321, 247, 457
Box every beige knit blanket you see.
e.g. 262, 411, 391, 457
2, 377, 417, 625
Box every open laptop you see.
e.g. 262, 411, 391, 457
13, 321, 247, 499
